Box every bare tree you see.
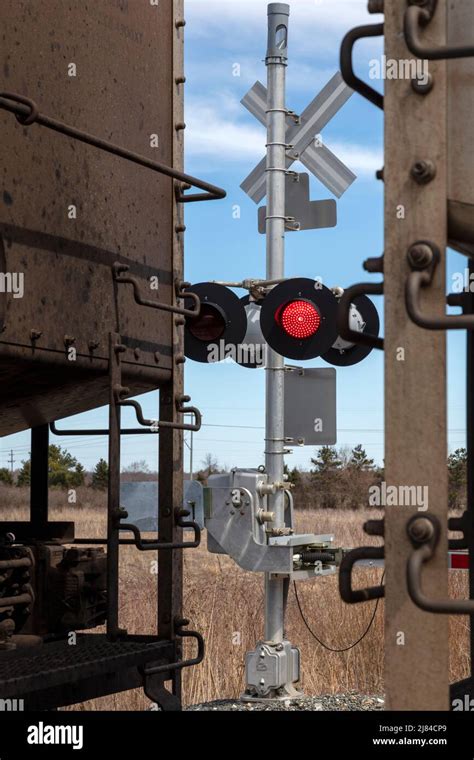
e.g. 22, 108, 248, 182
201, 453, 220, 479
123, 460, 151, 474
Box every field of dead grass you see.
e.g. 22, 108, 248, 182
0, 487, 469, 709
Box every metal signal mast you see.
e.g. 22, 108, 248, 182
263, 0, 290, 655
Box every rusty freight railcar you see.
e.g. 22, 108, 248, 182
1, 0, 185, 431
0, 0, 224, 710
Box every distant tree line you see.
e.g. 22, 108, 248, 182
0, 448, 156, 491
290, 444, 383, 510
289, 445, 467, 511
195, 445, 467, 511
0, 444, 467, 511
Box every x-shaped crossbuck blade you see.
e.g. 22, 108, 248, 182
240, 72, 356, 203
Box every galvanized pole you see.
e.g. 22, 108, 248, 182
242, 4, 301, 701
264, 2, 289, 644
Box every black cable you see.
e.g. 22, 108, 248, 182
293, 571, 385, 653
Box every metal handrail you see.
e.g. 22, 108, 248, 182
339, 546, 385, 604
407, 514, 474, 615
113, 264, 200, 318
120, 509, 200, 551
406, 242, 474, 331
404, 3, 474, 61
50, 421, 158, 437
337, 282, 384, 350
340, 24, 384, 110
142, 618, 205, 676
117, 393, 202, 433
0, 91, 226, 203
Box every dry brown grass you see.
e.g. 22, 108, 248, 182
0, 486, 469, 709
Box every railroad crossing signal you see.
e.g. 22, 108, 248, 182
240, 72, 356, 204
322, 294, 380, 367
184, 283, 247, 364
184, 280, 380, 367
259, 278, 339, 361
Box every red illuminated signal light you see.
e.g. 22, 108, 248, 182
277, 299, 321, 340
260, 278, 338, 361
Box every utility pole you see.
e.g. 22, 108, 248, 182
8, 449, 14, 474
264, 2, 289, 646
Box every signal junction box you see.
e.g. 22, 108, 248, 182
204, 469, 338, 577
244, 640, 301, 700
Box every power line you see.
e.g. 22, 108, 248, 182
200, 423, 467, 433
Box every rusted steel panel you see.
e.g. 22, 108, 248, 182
158, 0, 185, 701
0, 0, 176, 433
384, 0, 449, 710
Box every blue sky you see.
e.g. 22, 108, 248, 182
1, 0, 467, 473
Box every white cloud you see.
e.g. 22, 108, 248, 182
186, 0, 375, 29
185, 99, 263, 161
184, 0, 383, 170
185, 0, 382, 55
186, 56, 339, 99
324, 140, 382, 175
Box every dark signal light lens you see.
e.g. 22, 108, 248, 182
184, 283, 248, 364
188, 303, 226, 342
277, 299, 321, 339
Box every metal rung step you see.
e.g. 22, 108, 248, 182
0, 634, 174, 698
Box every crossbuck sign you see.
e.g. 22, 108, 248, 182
241, 71, 356, 203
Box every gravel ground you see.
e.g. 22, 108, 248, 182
187, 692, 385, 711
